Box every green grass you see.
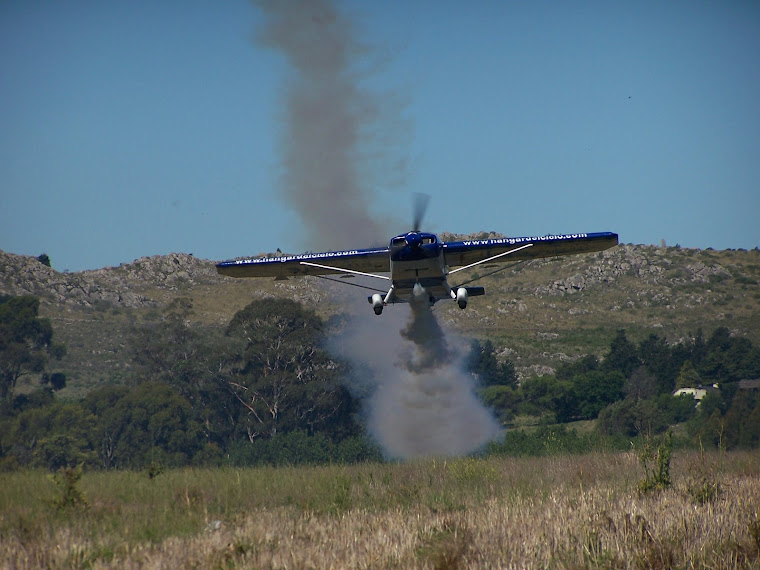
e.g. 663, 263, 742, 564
2, 450, 759, 568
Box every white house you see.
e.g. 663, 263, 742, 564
674, 387, 707, 400
673, 384, 719, 404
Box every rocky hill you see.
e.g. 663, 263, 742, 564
2, 243, 759, 396
0, 251, 219, 308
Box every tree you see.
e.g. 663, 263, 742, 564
625, 366, 658, 401
2, 401, 97, 469
519, 375, 576, 421
723, 391, 760, 449
80, 385, 130, 468
655, 393, 696, 425
676, 360, 702, 389
466, 339, 517, 388
571, 370, 626, 419
94, 382, 206, 469
596, 395, 684, 438
224, 298, 358, 442
689, 329, 708, 365
130, 297, 240, 446
130, 297, 205, 390
638, 334, 680, 393
597, 399, 640, 437
740, 400, 760, 448
0, 296, 65, 406
479, 384, 520, 423
555, 354, 599, 382
601, 330, 640, 379
699, 328, 760, 382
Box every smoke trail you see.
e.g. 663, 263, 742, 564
253, 0, 395, 249
400, 284, 454, 372
254, 0, 501, 458
330, 285, 502, 460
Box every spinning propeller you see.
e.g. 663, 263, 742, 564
406, 193, 431, 248
412, 192, 430, 232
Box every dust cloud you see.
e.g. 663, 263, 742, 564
254, 0, 501, 458
330, 286, 502, 460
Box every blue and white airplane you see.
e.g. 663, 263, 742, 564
217, 218, 618, 315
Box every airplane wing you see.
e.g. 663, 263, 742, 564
443, 232, 618, 268
216, 247, 390, 279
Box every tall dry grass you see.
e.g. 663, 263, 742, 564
1, 450, 758, 568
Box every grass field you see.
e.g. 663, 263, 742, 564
2, 450, 759, 568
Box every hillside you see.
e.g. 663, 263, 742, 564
2, 243, 759, 397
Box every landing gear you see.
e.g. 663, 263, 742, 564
455, 287, 468, 309
370, 293, 385, 315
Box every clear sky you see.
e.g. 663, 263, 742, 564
2, 0, 758, 272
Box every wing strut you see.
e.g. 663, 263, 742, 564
299, 261, 391, 281
448, 244, 534, 275
311, 274, 388, 294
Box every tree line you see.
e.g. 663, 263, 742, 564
472, 327, 760, 448
1, 294, 759, 471
1, 295, 380, 470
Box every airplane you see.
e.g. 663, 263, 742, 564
216, 200, 618, 315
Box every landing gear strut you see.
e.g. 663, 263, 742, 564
455, 287, 468, 309
370, 293, 384, 315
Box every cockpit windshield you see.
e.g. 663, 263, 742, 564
390, 232, 438, 249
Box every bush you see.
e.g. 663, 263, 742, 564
638, 432, 673, 493
226, 431, 382, 467
486, 425, 599, 457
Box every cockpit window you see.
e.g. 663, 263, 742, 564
391, 234, 437, 248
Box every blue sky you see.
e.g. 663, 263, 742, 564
2, 1, 758, 272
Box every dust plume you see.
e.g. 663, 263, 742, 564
253, 0, 401, 249
330, 286, 502, 460
254, 0, 500, 458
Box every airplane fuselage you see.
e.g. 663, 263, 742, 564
387, 231, 450, 304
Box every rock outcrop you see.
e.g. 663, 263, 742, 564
0, 250, 219, 308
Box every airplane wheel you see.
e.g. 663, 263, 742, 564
458, 301, 467, 310
374, 307, 383, 315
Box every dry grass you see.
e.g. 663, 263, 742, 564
1, 450, 759, 568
